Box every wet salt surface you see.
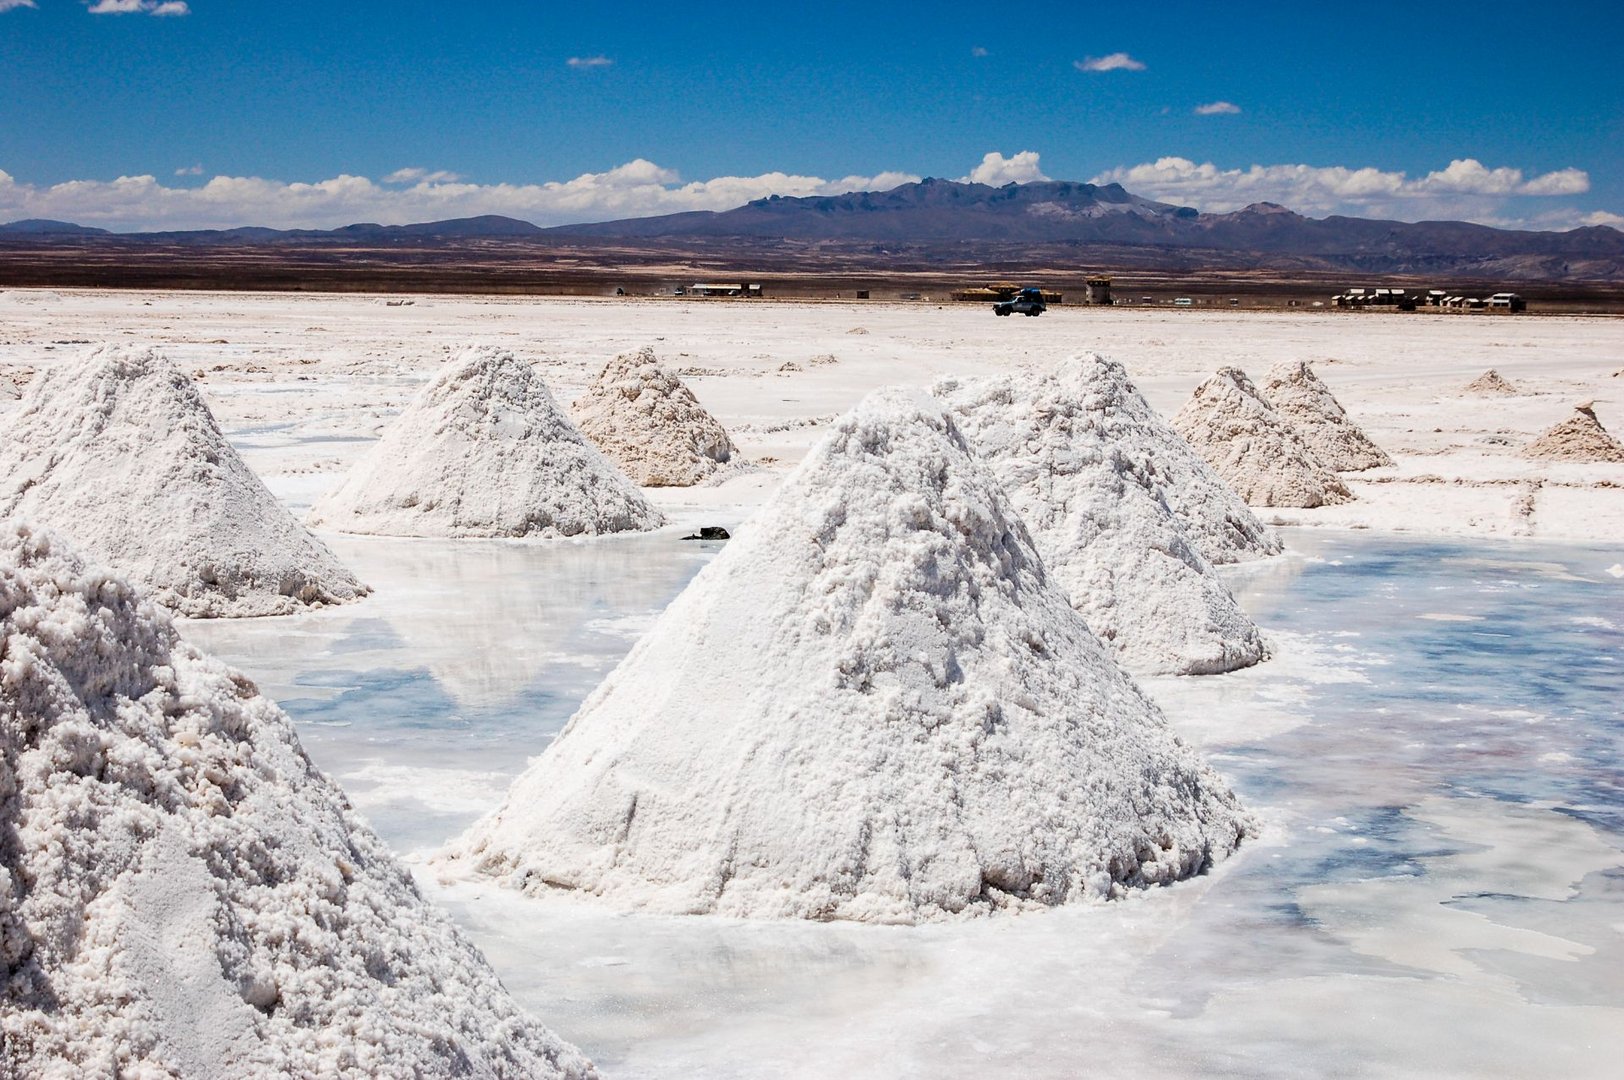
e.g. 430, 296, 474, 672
185, 530, 1624, 1079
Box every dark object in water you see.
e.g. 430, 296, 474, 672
682, 526, 731, 541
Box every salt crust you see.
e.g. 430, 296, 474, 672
1173, 367, 1354, 508
571, 346, 736, 486
309, 346, 664, 538
0, 344, 367, 618
1260, 360, 1393, 471
933, 357, 1266, 675
0, 524, 595, 1079
1464, 369, 1519, 396
446, 388, 1251, 923
1523, 406, 1624, 463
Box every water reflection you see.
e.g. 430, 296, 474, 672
186, 529, 1624, 1078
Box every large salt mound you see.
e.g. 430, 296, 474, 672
445, 388, 1251, 924
0, 344, 367, 618
934, 359, 1266, 676
0, 524, 595, 1079
1523, 404, 1624, 463
1173, 367, 1354, 508
1464, 368, 1519, 396
572, 345, 736, 486
309, 346, 664, 538
1260, 360, 1393, 471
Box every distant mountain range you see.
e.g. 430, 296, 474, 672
5, 180, 1623, 281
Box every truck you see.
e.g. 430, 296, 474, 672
994, 287, 1047, 317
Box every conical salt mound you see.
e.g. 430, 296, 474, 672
0, 344, 367, 618
0, 524, 596, 1079
934, 358, 1266, 676
1173, 367, 1354, 508
1260, 360, 1393, 471
309, 346, 664, 538
1464, 368, 1519, 396
572, 345, 737, 486
1523, 404, 1624, 463
444, 388, 1251, 924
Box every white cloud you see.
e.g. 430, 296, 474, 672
0, 161, 923, 232
1089, 156, 1595, 224
971, 46, 989, 58
1581, 210, 1624, 228
1075, 53, 1145, 73
1, 1, 40, 13
384, 167, 465, 185
566, 56, 613, 69
1194, 101, 1241, 116
174, 163, 203, 176
87, 0, 189, 14
962, 151, 1048, 186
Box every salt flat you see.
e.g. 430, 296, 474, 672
3, 290, 1622, 1078
3, 289, 1622, 540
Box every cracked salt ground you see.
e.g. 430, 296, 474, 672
188, 530, 1624, 1078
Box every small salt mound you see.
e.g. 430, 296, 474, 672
0, 524, 595, 1079
571, 345, 737, 486
310, 345, 664, 537
1173, 367, 1354, 508
987, 354, 1278, 565
445, 388, 1251, 924
1523, 404, 1624, 463
1260, 360, 1393, 471
934, 359, 1266, 676
0, 371, 18, 401
1464, 368, 1519, 396
0, 344, 367, 618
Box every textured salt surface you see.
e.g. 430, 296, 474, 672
934, 357, 1266, 675
1464, 368, 1519, 396
571, 346, 736, 486
0, 524, 595, 1079
310, 345, 664, 538
0, 344, 367, 618
1260, 360, 1392, 471
446, 388, 1251, 923
1173, 367, 1354, 508
1523, 405, 1624, 463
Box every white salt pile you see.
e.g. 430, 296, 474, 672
1173, 367, 1354, 508
1523, 403, 1624, 463
0, 344, 367, 618
1464, 368, 1519, 396
571, 345, 736, 486
1260, 359, 1393, 471
0, 523, 595, 1079
445, 388, 1251, 923
0, 371, 18, 401
310, 345, 664, 537
934, 357, 1266, 675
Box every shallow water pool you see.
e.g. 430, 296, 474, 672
184, 530, 1624, 1079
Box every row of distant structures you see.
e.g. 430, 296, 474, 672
1331, 287, 1527, 312
653, 279, 1528, 313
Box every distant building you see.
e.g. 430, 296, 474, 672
1084, 275, 1113, 305
1489, 292, 1527, 312
689, 283, 763, 297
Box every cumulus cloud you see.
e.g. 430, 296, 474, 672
87, 0, 189, 13
384, 167, 464, 184
1581, 210, 1624, 228
971, 46, 989, 57
566, 56, 613, 69
0, 161, 924, 232
1, 1, 40, 13
1075, 53, 1145, 73
962, 151, 1048, 186
174, 163, 203, 176
1194, 101, 1241, 116
1089, 156, 1595, 224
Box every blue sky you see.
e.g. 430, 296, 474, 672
2, 0, 1621, 231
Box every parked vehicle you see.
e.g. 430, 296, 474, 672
994, 287, 1047, 317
